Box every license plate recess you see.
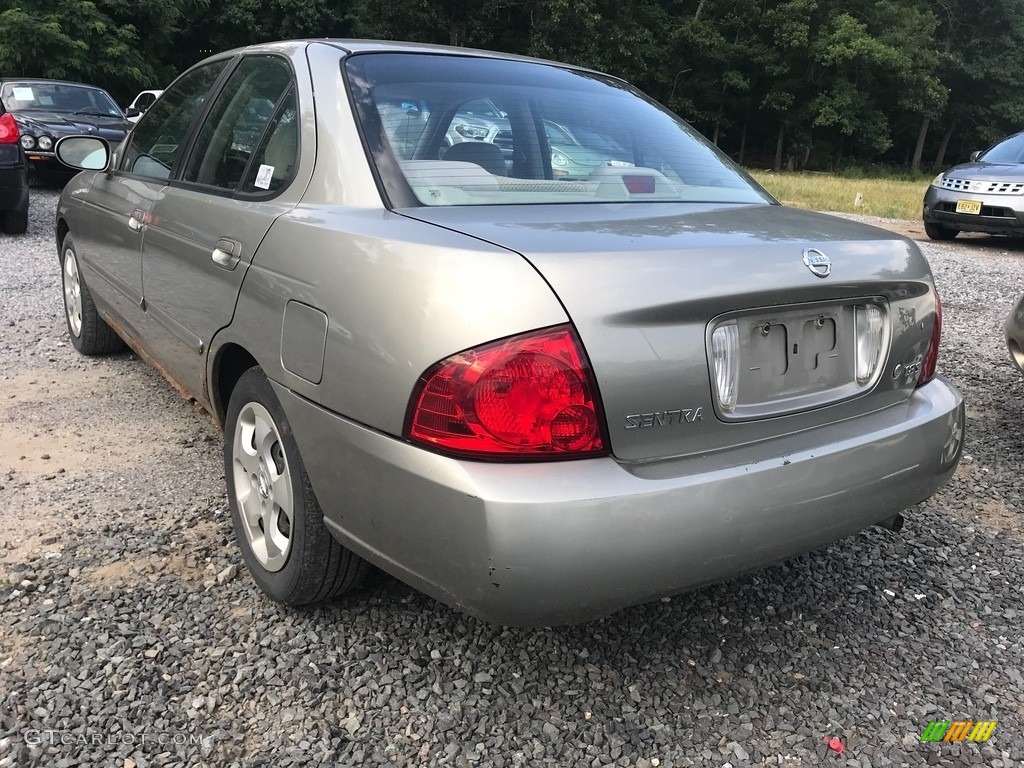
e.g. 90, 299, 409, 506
712, 302, 885, 421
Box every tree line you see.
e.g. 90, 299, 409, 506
2, 0, 1022, 173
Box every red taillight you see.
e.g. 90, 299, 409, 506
0, 113, 19, 144
918, 287, 942, 386
406, 325, 607, 460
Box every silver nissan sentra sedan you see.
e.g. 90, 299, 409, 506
54, 40, 965, 626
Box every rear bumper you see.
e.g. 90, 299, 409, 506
278, 376, 964, 626
923, 185, 1024, 234
0, 164, 28, 213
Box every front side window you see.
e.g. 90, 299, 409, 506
347, 53, 772, 207
182, 55, 293, 191
123, 61, 228, 180
1, 82, 121, 117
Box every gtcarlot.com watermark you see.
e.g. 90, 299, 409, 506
25, 730, 204, 747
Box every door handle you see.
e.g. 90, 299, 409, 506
211, 238, 241, 270
128, 209, 145, 232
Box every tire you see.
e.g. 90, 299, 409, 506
924, 221, 959, 240
224, 367, 368, 605
1, 208, 28, 235
60, 233, 126, 355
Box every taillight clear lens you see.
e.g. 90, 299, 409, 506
918, 288, 942, 386
711, 321, 740, 412
406, 325, 607, 460
854, 304, 885, 384
0, 113, 19, 144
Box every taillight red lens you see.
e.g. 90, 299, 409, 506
0, 113, 19, 144
406, 325, 607, 460
918, 287, 942, 386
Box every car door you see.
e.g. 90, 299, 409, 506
139, 54, 304, 403
73, 61, 229, 336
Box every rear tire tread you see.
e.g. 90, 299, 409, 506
226, 367, 368, 606
2, 208, 28, 235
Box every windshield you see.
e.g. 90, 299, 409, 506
346, 53, 772, 207
979, 133, 1024, 164
1, 82, 122, 117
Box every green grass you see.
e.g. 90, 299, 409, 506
749, 170, 931, 221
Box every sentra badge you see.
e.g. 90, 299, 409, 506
625, 408, 703, 429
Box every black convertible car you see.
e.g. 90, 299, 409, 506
0, 78, 130, 182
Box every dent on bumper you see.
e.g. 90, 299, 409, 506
275, 376, 964, 626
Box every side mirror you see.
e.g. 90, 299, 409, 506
125, 107, 141, 118
970, 150, 982, 162
55, 136, 110, 172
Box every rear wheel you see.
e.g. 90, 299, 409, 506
1, 208, 28, 235
924, 221, 959, 241
60, 233, 125, 355
224, 367, 367, 604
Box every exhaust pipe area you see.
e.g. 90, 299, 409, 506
876, 514, 905, 533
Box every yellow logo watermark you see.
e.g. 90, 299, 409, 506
920, 720, 997, 743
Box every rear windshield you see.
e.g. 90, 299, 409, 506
980, 133, 1024, 164
345, 53, 772, 207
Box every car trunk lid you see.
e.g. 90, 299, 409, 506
400, 202, 938, 461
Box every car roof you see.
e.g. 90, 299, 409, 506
219, 39, 603, 75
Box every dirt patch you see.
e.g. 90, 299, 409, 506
868, 218, 929, 241
85, 552, 204, 588
0, 367, 179, 476
975, 498, 1023, 539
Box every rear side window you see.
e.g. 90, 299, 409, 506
238, 89, 299, 194
347, 53, 771, 208
124, 61, 228, 180
182, 55, 294, 192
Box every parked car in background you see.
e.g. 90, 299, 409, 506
125, 89, 164, 123
924, 131, 1024, 240
1008, 293, 1024, 375
541, 120, 633, 180
0, 101, 29, 233
0, 78, 131, 181
55, 40, 964, 626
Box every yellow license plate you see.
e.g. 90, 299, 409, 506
956, 200, 982, 215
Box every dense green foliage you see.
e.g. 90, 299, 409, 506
2, 0, 1022, 171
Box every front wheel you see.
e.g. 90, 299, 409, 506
924, 221, 959, 241
224, 367, 367, 604
61, 233, 125, 355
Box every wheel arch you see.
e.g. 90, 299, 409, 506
210, 342, 260, 427
56, 217, 70, 260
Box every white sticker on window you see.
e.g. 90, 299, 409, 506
12, 87, 34, 101
254, 164, 274, 190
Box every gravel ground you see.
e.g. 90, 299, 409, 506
1, 190, 1022, 768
